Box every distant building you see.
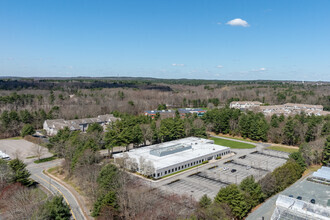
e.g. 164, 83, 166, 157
144, 108, 206, 119
113, 137, 230, 179
260, 103, 328, 116
229, 101, 262, 110
43, 114, 119, 136
284, 103, 323, 111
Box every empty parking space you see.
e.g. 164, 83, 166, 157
154, 148, 288, 200
0, 139, 52, 163
163, 178, 218, 199
242, 153, 287, 171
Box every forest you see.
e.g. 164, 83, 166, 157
0, 77, 329, 138
0, 78, 330, 219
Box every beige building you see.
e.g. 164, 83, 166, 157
43, 114, 119, 136
230, 101, 262, 110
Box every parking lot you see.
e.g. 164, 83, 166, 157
0, 138, 52, 164
158, 149, 289, 200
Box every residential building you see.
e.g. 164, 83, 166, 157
260, 103, 328, 116
230, 101, 262, 110
43, 114, 119, 136
144, 108, 206, 119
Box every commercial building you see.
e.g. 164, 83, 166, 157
113, 137, 230, 179
43, 114, 119, 136
144, 108, 206, 119
271, 195, 330, 220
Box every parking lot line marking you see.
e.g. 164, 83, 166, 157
35, 174, 77, 220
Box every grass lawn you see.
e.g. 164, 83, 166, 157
211, 137, 255, 149
34, 155, 57, 164
215, 134, 258, 143
266, 146, 299, 154
2, 136, 22, 140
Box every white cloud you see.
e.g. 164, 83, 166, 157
216, 65, 223, 68
172, 63, 185, 66
251, 67, 267, 72
226, 18, 249, 27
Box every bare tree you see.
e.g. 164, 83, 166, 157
33, 144, 45, 161
140, 124, 153, 146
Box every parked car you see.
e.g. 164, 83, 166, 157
310, 199, 315, 204
231, 169, 237, 173
246, 166, 251, 170
289, 195, 293, 198
297, 196, 302, 200
223, 167, 229, 171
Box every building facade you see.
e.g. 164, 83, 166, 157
230, 101, 262, 110
113, 137, 230, 179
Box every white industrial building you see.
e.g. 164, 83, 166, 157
271, 195, 330, 220
113, 137, 230, 179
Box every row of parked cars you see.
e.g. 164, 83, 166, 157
289, 195, 316, 204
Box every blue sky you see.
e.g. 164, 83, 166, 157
0, 0, 329, 81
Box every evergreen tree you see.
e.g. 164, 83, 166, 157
214, 184, 249, 219
321, 121, 330, 136
322, 136, 330, 166
21, 124, 35, 137
87, 123, 103, 133
8, 159, 31, 186
239, 176, 264, 207
283, 118, 296, 145
131, 125, 143, 147
289, 152, 306, 171
199, 194, 212, 208
271, 114, 279, 128
38, 196, 71, 220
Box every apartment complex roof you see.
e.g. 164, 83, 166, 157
45, 114, 119, 130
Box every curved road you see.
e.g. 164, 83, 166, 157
27, 160, 86, 220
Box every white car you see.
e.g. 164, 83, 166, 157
223, 167, 229, 171
246, 166, 251, 170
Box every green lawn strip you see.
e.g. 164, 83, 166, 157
34, 155, 57, 164
266, 146, 299, 154
214, 134, 258, 143
211, 137, 255, 149
26, 155, 38, 159
47, 166, 60, 174
1, 136, 22, 140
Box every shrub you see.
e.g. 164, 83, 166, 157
21, 124, 35, 137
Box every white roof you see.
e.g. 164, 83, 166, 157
312, 166, 330, 181
114, 137, 229, 170
275, 195, 330, 220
